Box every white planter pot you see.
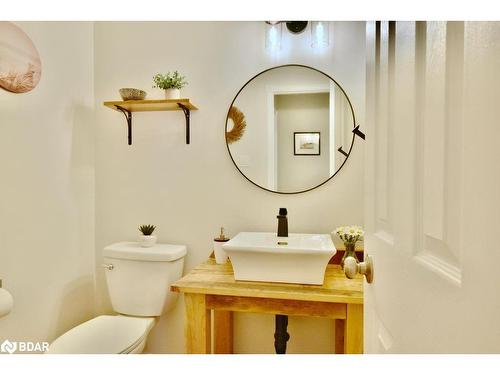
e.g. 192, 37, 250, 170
213, 241, 229, 264
164, 88, 180, 99
139, 235, 157, 248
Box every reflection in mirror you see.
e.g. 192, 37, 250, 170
226, 65, 356, 194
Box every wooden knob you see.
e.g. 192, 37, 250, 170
344, 255, 374, 284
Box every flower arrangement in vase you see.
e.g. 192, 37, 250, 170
333, 225, 364, 269
138, 224, 157, 248
152, 71, 188, 99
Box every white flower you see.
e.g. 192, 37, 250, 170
333, 225, 364, 243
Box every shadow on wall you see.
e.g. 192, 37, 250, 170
143, 293, 186, 354
69, 102, 96, 309
49, 103, 96, 342
49, 275, 95, 341
70, 103, 95, 188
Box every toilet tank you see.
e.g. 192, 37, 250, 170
103, 242, 186, 317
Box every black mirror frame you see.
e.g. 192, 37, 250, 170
225, 64, 357, 195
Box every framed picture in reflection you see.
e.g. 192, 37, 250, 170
294, 132, 320, 156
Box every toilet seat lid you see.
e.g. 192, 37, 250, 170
47, 315, 155, 354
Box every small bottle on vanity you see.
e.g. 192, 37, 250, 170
213, 227, 230, 264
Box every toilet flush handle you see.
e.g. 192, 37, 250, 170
102, 264, 114, 271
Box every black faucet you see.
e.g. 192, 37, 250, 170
276, 208, 289, 353
277, 208, 288, 237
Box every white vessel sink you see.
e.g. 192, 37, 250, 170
222, 232, 336, 285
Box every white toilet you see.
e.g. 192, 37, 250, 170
46, 241, 186, 354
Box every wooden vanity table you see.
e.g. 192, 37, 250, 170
171, 258, 364, 354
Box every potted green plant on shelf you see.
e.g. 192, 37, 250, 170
152, 71, 188, 99
333, 225, 364, 269
138, 224, 157, 248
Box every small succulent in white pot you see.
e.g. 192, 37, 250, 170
138, 224, 157, 248
152, 71, 188, 99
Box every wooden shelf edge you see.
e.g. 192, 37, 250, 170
103, 98, 198, 111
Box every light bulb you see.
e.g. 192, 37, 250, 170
311, 21, 329, 48
265, 21, 282, 51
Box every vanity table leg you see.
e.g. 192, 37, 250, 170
214, 310, 233, 354
184, 293, 211, 354
335, 319, 345, 354
344, 304, 363, 354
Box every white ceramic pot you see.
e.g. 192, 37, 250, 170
139, 235, 157, 248
213, 241, 229, 264
164, 88, 180, 99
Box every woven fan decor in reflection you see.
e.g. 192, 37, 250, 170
226, 106, 247, 144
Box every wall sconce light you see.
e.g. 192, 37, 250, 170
265, 21, 329, 50
265, 21, 282, 51
311, 21, 329, 48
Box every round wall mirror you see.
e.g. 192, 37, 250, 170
225, 64, 356, 194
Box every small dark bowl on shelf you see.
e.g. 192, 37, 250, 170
119, 88, 147, 101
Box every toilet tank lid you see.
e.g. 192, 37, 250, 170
104, 242, 187, 262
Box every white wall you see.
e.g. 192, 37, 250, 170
0, 22, 95, 347
94, 21, 365, 354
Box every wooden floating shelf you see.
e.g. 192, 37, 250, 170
103, 99, 198, 145
103, 98, 198, 112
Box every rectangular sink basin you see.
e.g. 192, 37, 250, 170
222, 232, 336, 285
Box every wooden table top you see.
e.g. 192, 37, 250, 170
171, 258, 363, 304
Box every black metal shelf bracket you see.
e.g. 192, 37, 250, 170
113, 103, 191, 145
115, 105, 132, 145
177, 102, 191, 144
